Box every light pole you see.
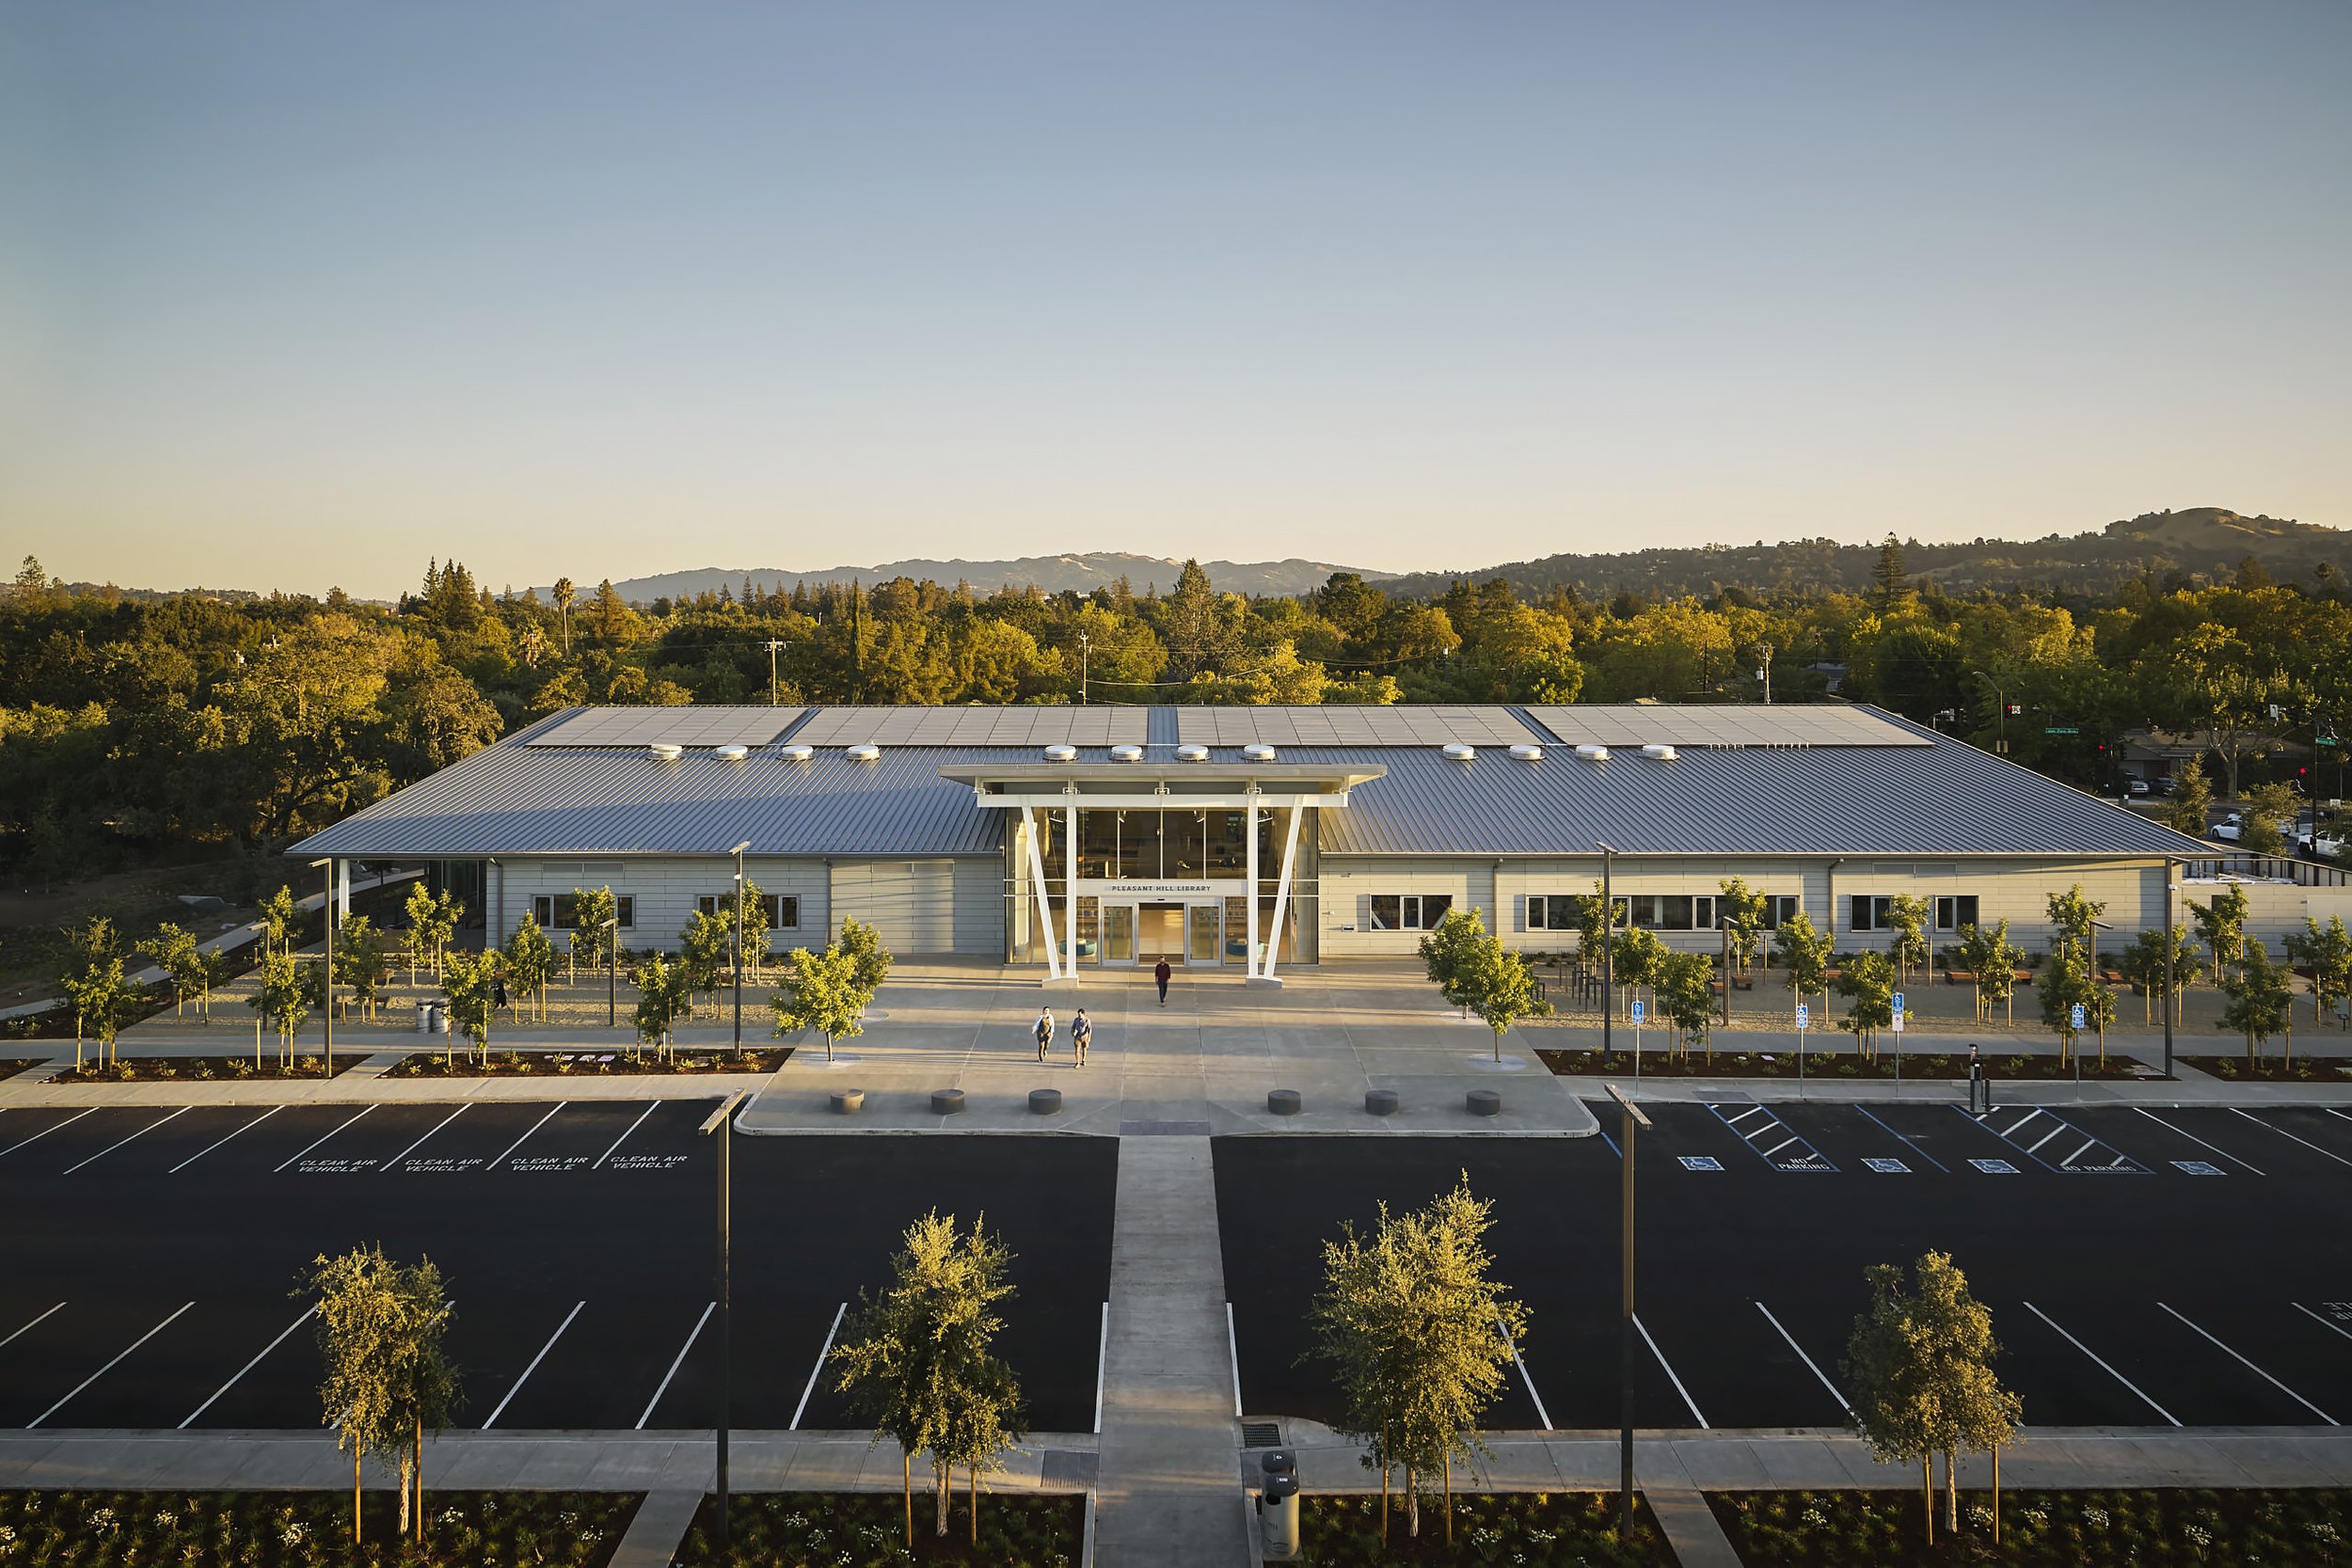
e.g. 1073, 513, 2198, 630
1756, 641, 1773, 705
1597, 842, 1617, 1060
2163, 860, 2179, 1081
2088, 918, 2113, 1081
1605, 1081, 1652, 1537
1720, 916, 1735, 1027
700, 1089, 748, 1549
600, 916, 619, 1028
1078, 630, 1091, 705
310, 858, 335, 1076
1971, 671, 2008, 755
765, 640, 787, 707
730, 842, 751, 1054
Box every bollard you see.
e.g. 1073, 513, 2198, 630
1467, 1088, 1502, 1117
1028, 1088, 1063, 1116
930, 1088, 966, 1116
830, 1088, 865, 1115
1267, 1088, 1304, 1116
1364, 1088, 1400, 1117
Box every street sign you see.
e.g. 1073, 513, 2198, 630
1891, 1013, 1904, 1033
2044, 726, 2080, 736
1629, 999, 1645, 1024
2071, 1003, 2087, 1029
1795, 1004, 1809, 1029
1891, 991, 1905, 1013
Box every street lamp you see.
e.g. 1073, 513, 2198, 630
729, 842, 751, 1055
1755, 641, 1773, 706
1604, 1081, 1653, 1537
2086, 918, 2113, 1084
1971, 671, 2008, 755
1597, 843, 1617, 1060
309, 858, 334, 1077
2163, 861, 2179, 1081
700, 1089, 748, 1549
600, 916, 619, 1028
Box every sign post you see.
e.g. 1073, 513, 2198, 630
1630, 998, 1645, 1087
1891, 992, 1905, 1082
1795, 1002, 1809, 1091
2072, 1002, 2087, 1085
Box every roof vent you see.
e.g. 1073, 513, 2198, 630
783, 745, 813, 763
715, 744, 749, 763
1241, 742, 1278, 762
1043, 743, 1078, 763
647, 742, 684, 762
1442, 742, 1477, 761
1642, 743, 1678, 762
1575, 744, 1611, 763
1509, 744, 1543, 762
1176, 744, 1211, 763
1110, 743, 1144, 763
845, 743, 881, 762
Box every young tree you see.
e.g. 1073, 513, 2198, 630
501, 911, 559, 1022
135, 923, 203, 1020
246, 950, 310, 1067
735, 879, 777, 976
61, 956, 138, 1070
1305, 1175, 1526, 1542
1954, 921, 2007, 1023
567, 886, 617, 975
1456, 931, 1551, 1062
2190, 884, 2251, 987
425, 888, 464, 977
1418, 906, 1487, 1016
2037, 940, 2103, 1065
2242, 782, 2300, 857
1609, 926, 1667, 1021
1834, 949, 1895, 1057
1565, 885, 1613, 977
838, 912, 893, 993
2221, 936, 2297, 1069
259, 884, 299, 960
438, 949, 499, 1063
2118, 923, 2203, 1025
678, 911, 733, 1017
2284, 916, 2352, 1028
630, 951, 692, 1054
1843, 1252, 2021, 1544
1772, 910, 1833, 1024
334, 914, 389, 1022
1653, 949, 1716, 1060
2045, 884, 2106, 951
772, 939, 878, 1063
2163, 753, 2215, 836
831, 1212, 1024, 1542
300, 1246, 462, 1546
1885, 894, 1932, 985
401, 881, 437, 984
1716, 877, 1771, 975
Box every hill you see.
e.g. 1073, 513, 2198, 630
555, 553, 1389, 605
1377, 509, 2351, 601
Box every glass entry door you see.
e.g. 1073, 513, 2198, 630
1139, 903, 1185, 964
1105, 905, 1135, 963
1188, 903, 1221, 963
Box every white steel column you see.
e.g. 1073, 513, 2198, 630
1245, 796, 1261, 977
1261, 805, 1305, 982
1023, 806, 1062, 980
1064, 801, 1079, 981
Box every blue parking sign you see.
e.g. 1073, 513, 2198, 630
2071, 1003, 2086, 1029
1891, 991, 1905, 1014
1630, 999, 1645, 1024
1795, 1004, 1809, 1029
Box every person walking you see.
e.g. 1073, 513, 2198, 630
1154, 957, 1172, 1006
1034, 1006, 1055, 1062
1071, 1007, 1091, 1066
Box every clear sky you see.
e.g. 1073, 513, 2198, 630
6, 2, 2348, 598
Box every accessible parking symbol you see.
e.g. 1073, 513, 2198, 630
1969, 1158, 2020, 1175
1678, 1155, 1724, 1172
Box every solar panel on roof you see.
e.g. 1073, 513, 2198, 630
1523, 705, 1931, 748
787, 706, 1149, 748
529, 707, 806, 748
1173, 706, 1540, 748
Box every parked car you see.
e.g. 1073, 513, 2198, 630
2127, 778, 2152, 797
2296, 829, 2346, 860
2213, 811, 2297, 844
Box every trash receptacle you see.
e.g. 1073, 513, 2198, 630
415, 1003, 432, 1034
1259, 1472, 1300, 1557
433, 1004, 450, 1035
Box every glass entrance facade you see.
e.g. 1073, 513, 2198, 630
1005, 805, 1319, 966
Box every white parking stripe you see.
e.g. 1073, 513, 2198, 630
482, 1300, 584, 1428
1761, 1136, 1800, 1159
2133, 1108, 2265, 1175
2001, 1111, 2042, 1139
275, 1106, 373, 1172
181, 1307, 314, 1427
2061, 1139, 2096, 1166
2296, 1303, 2352, 1345
2024, 1301, 2180, 1426
2160, 1303, 2338, 1424
1498, 1315, 1553, 1430
2232, 1109, 2352, 1168
486, 1103, 565, 1170
63, 1107, 189, 1174
2024, 1125, 2066, 1155
29, 1303, 195, 1426
594, 1101, 661, 1169
1094, 1303, 1110, 1435
382, 1105, 469, 1172
0, 1302, 65, 1350
0, 1108, 94, 1162
636, 1302, 714, 1430
1755, 1301, 1850, 1415
790, 1303, 848, 1431
1632, 1313, 1708, 1428
168, 1106, 280, 1173
1725, 1107, 1770, 1127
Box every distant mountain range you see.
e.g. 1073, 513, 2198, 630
1376, 508, 2350, 601
557, 553, 1391, 604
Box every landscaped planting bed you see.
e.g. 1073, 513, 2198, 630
1295, 1492, 1672, 1564
0, 1058, 40, 1079
385, 1046, 790, 1078
48, 1052, 373, 1082
1709, 1486, 2352, 1565
1537, 1048, 2151, 1081
2181, 1053, 2352, 1084
0, 1488, 638, 1566
673, 1491, 1085, 1566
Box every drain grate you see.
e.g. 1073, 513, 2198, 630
1242, 1421, 1282, 1449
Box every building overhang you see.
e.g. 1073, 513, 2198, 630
938, 761, 1383, 811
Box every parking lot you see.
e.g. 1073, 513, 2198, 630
1216, 1099, 2352, 1434
0, 1102, 1116, 1434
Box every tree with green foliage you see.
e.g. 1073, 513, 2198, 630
1564, 886, 1614, 975
1305, 1174, 1527, 1544
2045, 884, 2106, 951
1772, 909, 1834, 1025
437, 949, 498, 1062
135, 923, 203, 1020
2190, 884, 2251, 987
1455, 929, 1551, 1063
1716, 878, 1771, 976
1843, 1252, 2021, 1545
677, 910, 732, 1017
333, 914, 389, 1022
401, 881, 437, 984
1885, 894, 1932, 984
2118, 923, 2202, 1025
2242, 782, 2301, 857
2285, 916, 2352, 1028
629, 951, 692, 1054
735, 878, 776, 975
501, 911, 559, 1022
838, 913, 893, 993
2221, 936, 2297, 1069
259, 884, 299, 960
61, 955, 138, 1070
1834, 948, 1895, 1057
1653, 949, 1716, 1060
772, 937, 878, 1063
2163, 754, 2214, 836
1609, 926, 1667, 1020
301, 1245, 461, 1546
1417, 906, 1487, 1016
565, 886, 616, 976
2038, 939, 2116, 1064
246, 950, 309, 1067
1952, 919, 2026, 1024
832, 1212, 1024, 1543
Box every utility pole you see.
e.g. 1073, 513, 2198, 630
765, 641, 786, 707
1605, 1082, 1652, 1538
1078, 630, 1091, 705
1973, 670, 2009, 754
1756, 641, 1773, 705
730, 841, 750, 1053
700, 1089, 748, 1550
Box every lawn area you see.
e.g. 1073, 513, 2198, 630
0, 1489, 639, 1566
385, 1046, 789, 1078
1709, 1486, 2352, 1565
1295, 1492, 1672, 1565
1538, 1047, 2152, 1081
672, 1490, 1085, 1566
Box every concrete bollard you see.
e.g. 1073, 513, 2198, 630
1028, 1088, 1064, 1115
931, 1088, 966, 1116
1364, 1088, 1400, 1117
1267, 1088, 1304, 1116
1467, 1088, 1502, 1117
831, 1088, 865, 1115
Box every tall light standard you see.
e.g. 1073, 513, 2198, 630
1597, 842, 1618, 1058
765, 640, 787, 707
729, 842, 751, 1053
2163, 860, 2179, 1081
310, 858, 335, 1076
1604, 1081, 1652, 1536
2087, 918, 2113, 1083
700, 1088, 748, 1549
1756, 641, 1773, 705
1971, 671, 2009, 755
600, 916, 619, 1028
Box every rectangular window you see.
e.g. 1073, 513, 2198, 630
1850, 895, 1894, 931
1766, 895, 1801, 927
1629, 895, 1698, 930
1371, 894, 1454, 931
1933, 895, 1980, 931
532, 894, 633, 930
697, 894, 797, 929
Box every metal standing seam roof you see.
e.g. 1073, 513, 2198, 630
291, 705, 2211, 862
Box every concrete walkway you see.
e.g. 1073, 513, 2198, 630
1094, 1137, 1250, 1567
610, 1489, 704, 1568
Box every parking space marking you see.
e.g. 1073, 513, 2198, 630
790, 1302, 848, 1431
2023, 1301, 2180, 1426
1959, 1105, 2146, 1173
637, 1302, 714, 1430
0, 1302, 64, 1350
0, 1108, 95, 1162
62, 1107, 189, 1174
168, 1106, 281, 1173
594, 1101, 661, 1169
383, 1105, 469, 1172
486, 1103, 566, 1171
2159, 1302, 2338, 1423
28, 1302, 194, 1427
1755, 1301, 1850, 1416
1862, 1158, 1910, 1174
2295, 1303, 2352, 1345
1227, 1303, 1243, 1418
180, 1307, 314, 1428
2233, 1109, 2352, 1169
1704, 1102, 1835, 1172
1850, 1105, 1949, 1172
1498, 1315, 1552, 1431
2133, 1108, 2264, 1175
275, 1106, 373, 1172
1632, 1313, 1708, 1428
482, 1300, 584, 1428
